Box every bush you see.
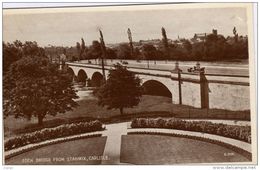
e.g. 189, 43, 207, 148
5, 120, 103, 151
131, 118, 251, 143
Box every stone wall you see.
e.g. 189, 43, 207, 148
208, 82, 250, 111
67, 62, 250, 111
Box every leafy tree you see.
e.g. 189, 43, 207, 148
86, 40, 102, 59
233, 27, 238, 42
96, 64, 143, 115
3, 41, 45, 74
161, 27, 169, 58
183, 40, 192, 53
80, 38, 88, 59
76, 42, 81, 61
204, 34, 227, 60
127, 28, 134, 58
3, 56, 78, 125
81, 38, 86, 51
116, 43, 132, 59
134, 47, 142, 60
106, 48, 117, 59
23, 41, 45, 57
142, 44, 158, 60
191, 42, 205, 60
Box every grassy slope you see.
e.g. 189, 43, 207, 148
4, 95, 250, 138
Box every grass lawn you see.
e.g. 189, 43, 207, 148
4, 95, 172, 137
4, 94, 250, 138
5, 136, 107, 165
120, 134, 250, 164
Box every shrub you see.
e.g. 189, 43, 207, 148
130, 118, 251, 143
5, 120, 103, 151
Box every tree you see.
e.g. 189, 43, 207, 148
3, 55, 78, 125
127, 28, 134, 58
142, 44, 158, 60
86, 40, 102, 59
3, 41, 45, 74
76, 42, 81, 61
116, 43, 132, 59
106, 48, 117, 59
204, 34, 227, 60
161, 27, 169, 58
96, 64, 143, 115
80, 38, 88, 59
183, 40, 192, 53
233, 27, 238, 42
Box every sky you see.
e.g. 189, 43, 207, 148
3, 5, 248, 47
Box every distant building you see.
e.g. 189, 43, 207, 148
191, 29, 218, 43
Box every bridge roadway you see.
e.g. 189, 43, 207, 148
78, 59, 249, 76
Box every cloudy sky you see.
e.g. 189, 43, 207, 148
3, 4, 249, 47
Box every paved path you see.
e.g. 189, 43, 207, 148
101, 122, 128, 165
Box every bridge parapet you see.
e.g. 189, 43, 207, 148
66, 62, 250, 111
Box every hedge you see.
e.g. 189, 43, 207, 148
5, 120, 103, 151
131, 118, 251, 143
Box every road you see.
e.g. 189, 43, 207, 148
78, 59, 249, 76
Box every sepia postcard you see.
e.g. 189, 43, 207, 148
2, 2, 257, 166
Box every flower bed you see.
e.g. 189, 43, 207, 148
5, 120, 104, 151
5, 134, 102, 160
128, 131, 252, 161
131, 118, 251, 143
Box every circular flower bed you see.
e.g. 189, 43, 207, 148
5, 120, 104, 151
131, 118, 251, 143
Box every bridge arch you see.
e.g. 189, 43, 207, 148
67, 67, 75, 82
77, 69, 88, 86
142, 79, 172, 98
91, 72, 104, 87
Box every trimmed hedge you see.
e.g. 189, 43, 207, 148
128, 131, 252, 161
5, 120, 103, 151
131, 118, 251, 143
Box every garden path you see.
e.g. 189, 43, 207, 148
101, 122, 128, 165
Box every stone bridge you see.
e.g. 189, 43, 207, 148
66, 62, 250, 111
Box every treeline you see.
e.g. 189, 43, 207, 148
5, 27, 248, 69
51, 28, 248, 62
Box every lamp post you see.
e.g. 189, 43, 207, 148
171, 61, 182, 105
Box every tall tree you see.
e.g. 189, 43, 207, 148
3, 56, 78, 125
81, 38, 87, 59
233, 27, 238, 42
96, 64, 143, 115
76, 42, 81, 61
127, 28, 134, 58
99, 29, 107, 82
161, 27, 169, 58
